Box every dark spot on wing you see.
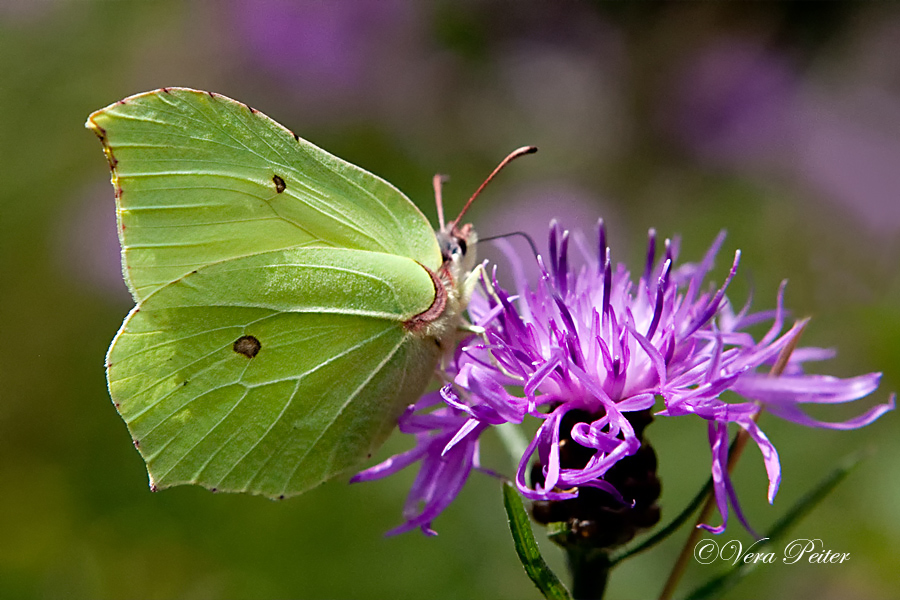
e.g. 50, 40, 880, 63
278, 494, 285, 500
133, 440, 140, 449
292, 131, 300, 141
233, 335, 261, 358
211, 487, 218, 493
150, 484, 158, 492
273, 174, 286, 193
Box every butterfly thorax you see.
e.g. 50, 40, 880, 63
404, 225, 478, 349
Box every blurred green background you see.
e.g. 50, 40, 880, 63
2, 1, 898, 598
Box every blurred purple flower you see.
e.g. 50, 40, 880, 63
662, 32, 900, 236
358, 220, 893, 536
792, 14, 900, 235
0, 0, 64, 23
233, 0, 416, 101
797, 93, 900, 235
663, 38, 800, 165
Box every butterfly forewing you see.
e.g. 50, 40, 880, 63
87, 88, 441, 300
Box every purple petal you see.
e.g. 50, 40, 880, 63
351, 444, 429, 483
767, 394, 896, 430
733, 373, 883, 405
699, 421, 729, 534
442, 418, 483, 455
739, 417, 781, 502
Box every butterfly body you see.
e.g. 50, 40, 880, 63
88, 88, 475, 498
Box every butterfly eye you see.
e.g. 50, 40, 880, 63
438, 235, 467, 263
437, 234, 455, 261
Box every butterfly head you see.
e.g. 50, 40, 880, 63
415, 146, 535, 339
436, 222, 478, 282
432, 145, 535, 280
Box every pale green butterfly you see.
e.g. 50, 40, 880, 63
87, 87, 535, 499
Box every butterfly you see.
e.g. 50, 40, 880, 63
87, 87, 534, 499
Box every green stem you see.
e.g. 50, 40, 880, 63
566, 547, 610, 600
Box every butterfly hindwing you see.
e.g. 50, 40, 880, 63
107, 247, 441, 497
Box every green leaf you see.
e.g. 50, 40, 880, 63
502, 482, 572, 600
684, 451, 866, 600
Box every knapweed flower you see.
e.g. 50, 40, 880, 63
355, 220, 894, 539
350, 386, 490, 536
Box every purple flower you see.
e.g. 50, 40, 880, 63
232, 0, 420, 113
661, 37, 800, 166
349, 386, 497, 537
358, 220, 893, 537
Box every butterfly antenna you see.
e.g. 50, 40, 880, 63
479, 231, 540, 261
433, 174, 448, 231
449, 146, 538, 232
